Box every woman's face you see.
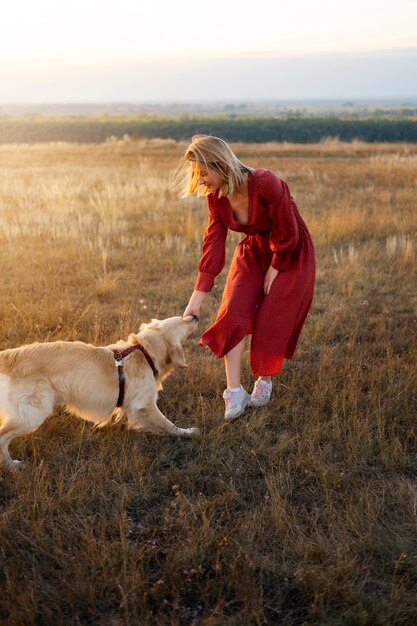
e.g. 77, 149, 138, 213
193, 162, 223, 193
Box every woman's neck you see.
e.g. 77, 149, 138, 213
229, 173, 248, 198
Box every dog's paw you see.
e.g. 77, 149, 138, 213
6, 459, 24, 470
184, 427, 200, 437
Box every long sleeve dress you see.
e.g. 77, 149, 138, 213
194, 168, 315, 376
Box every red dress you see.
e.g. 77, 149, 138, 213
195, 168, 315, 376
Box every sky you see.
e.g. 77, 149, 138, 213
0, 0, 417, 102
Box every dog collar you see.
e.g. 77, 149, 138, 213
113, 343, 158, 407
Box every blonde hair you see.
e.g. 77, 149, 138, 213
175, 135, 254, 198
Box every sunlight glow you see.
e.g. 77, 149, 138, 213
1, 0, 417, 68
1, 0, 416, 101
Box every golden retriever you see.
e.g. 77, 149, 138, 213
0, 315, 199, 468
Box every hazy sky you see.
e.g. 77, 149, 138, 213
1, 0, 417, 101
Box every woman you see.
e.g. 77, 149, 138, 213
178, 135, 315, 420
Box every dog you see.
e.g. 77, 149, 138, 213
0, 315, 199, 468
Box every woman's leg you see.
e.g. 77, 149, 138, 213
223, 337, 252, 420
224, 337, 246, 389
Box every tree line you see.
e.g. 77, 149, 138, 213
1, 115, 416, 143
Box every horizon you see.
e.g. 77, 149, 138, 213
1, 47, 416, 103
2, 96, 417, 109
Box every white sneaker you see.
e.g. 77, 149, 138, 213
223, 386, 251, 420
249, 379, 272, 407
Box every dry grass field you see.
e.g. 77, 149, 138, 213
0, 138, 416, 625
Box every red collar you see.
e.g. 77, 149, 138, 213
113, 343, 158, 407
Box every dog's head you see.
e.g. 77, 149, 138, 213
131, 315, 198, 370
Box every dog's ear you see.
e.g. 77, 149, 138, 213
139, 319, 160, 332
129, 333, 140, 344
170, 343, 188, 368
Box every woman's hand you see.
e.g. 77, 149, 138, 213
263, 266, 279, 295
183, 290, 207, 318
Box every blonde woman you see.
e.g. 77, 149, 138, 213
178, 135, 315, 420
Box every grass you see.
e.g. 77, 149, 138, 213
0, 138, 416, 625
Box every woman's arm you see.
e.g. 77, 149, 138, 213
261, 170, 299, 272
184, 197, 227, 316
194, 195, 228, 292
